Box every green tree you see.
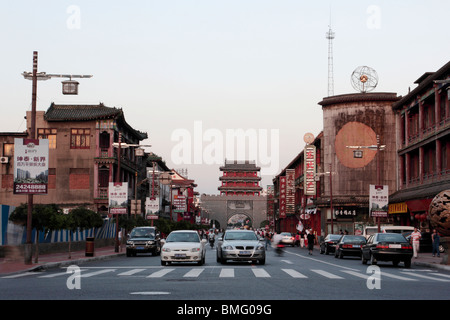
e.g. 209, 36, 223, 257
9, 203, 63, 263
63, 207, 103, 259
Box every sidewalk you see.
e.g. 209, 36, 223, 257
0, 246, 125, 276
1, 244, 449, 276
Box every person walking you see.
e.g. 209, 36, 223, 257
410, 227, 422, 259
307, 229, 316, 255
431, 229, 441, 258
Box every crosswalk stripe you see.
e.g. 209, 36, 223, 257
311, 269, 344, 279
252, 268, 270, 278
282, 269, 307, 278
118, 269, 146, 276
400, 272, 450, 282
1, 272, 36, 279
81, 269, 116, 278
147, 268, 175, 278
219, 268, 234, 277
380, 272, 417, 281
183, 268, 204, 278
341, 270, 369, 279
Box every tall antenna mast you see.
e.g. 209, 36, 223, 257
326, 15, 335, 96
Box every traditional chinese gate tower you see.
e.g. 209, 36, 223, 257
218, 160, 263, 196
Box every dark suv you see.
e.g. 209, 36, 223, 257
126, 227, 161, 257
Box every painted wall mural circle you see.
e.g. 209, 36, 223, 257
335, 122, 378, 168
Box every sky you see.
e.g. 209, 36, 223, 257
1, 1, 449, 195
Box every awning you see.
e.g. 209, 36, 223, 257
405, 199, 433, 213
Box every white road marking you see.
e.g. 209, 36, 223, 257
219, 268, 234, 277
147, 268, 175, 278
252, 268, 270, 278
282, 269, 307, 278
311, 269, 344, 279
183, 268, 205, 277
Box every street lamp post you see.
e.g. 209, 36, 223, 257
346, 134, 386, 232
22, 51, 92, 264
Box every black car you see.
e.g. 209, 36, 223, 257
361, 233, 413, 268
334, 235, 366, 259
319, 234, 341, 255
126, 226, 161, 257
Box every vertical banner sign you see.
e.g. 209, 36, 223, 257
173, 195, 187, 213
279, 176, 287, 218
109, 182, 128, 214
304, 145, 316, 195
13, 138, 49, 194
267, 185, 274, 220
145, 197, 160, 220
369, 185, 388, 217
286, 169, 295, 215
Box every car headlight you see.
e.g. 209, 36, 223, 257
222, 245, 233, 250
146, 241, 154, 245
191, 247, 201, 252
127, 241, 134, 245
256, 245, 265, 250
162, 247, 171, 252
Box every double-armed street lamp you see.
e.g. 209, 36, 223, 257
346, 135, 386, 232
22, 51, 92, 264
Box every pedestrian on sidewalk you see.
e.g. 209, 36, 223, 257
410, 227, 422, 259
431, 229, 441, 257
307, 229, 315, 255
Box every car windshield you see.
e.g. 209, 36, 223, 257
280, 233, 291, 236
377, 233, 407, 242
328, 235, 341, 240
166, 232, 200, 243
224, 232, 258, 241
130, 228, 155, 239
342, 235, 366, 243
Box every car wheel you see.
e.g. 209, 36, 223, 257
320, 246, 324, 254
325, 247, 329, 255
338, 251, 344, 259
393, 260, 400, 267
259, 258, 265, 265
126, 249, 132, 257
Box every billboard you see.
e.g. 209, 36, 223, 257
304, 145, 316, 195
369, 185, 388, 217
13, 138, 49, 194
109, 182, 128, 214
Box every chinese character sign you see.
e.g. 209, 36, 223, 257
279, 176, 286, 218
109, 182, 128, 214
146, 197, 160, 214
13, 138, 49, 194
304, 145, 316, 195
369, 185, 388, 217
286, 169, 295, 215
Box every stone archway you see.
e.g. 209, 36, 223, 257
227, 213, 253, 229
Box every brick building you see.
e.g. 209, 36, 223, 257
0, 103, 149, 216
389, 61, 450, 228
218, 160, 263, 196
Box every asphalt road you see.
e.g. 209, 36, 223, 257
1, 244, 450, 302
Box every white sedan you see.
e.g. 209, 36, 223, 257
161, 230, 207, 266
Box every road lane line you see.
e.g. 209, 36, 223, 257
81, 269, 116, 278
282, 269, 307, 278
341, 270, 369, 279
380, 272, 417, 281
183, 268, 205, 277
311, 269, 344, 279
118, 269, 146, 276
1, 272, 36, 279
147, 268, 175, 278
400, 272, 450, 282
219, 268, 234, 277
252, 268, 270, 278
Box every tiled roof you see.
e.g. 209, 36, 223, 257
44, 103, 122, 121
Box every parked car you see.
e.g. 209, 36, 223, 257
334, 235, 366, 259
280, 232, 295, 246
319, 234, 341, 255
126, 226, 161, 257
361, 233, 413, 268
160, 230, 207, 266
217, 229, 266, 265
403, 231, 445, 254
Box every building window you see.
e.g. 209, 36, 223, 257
70, 129, 90, 149
38, 128, 57, 149
3, 143, 14, 157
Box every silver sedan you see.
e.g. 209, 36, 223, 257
217, 230, 266, 265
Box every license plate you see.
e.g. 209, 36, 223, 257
389, 244, 401, 249
353, 245, 360, 248
239, 251, 251, 255
136, 246, 145, 250
175, 253, 186, 258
